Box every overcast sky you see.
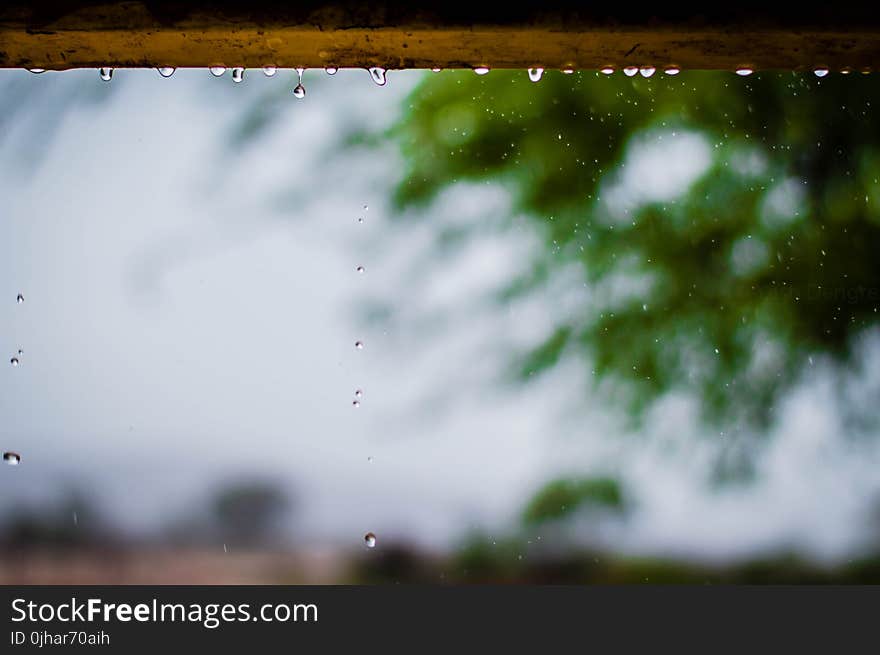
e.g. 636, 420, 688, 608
1, 68, 878, 564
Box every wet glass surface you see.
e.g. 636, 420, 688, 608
1, 68, 879, 583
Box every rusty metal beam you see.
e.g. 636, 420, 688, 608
2, 2, 880, 72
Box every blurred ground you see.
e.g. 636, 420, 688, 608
3, 544, 880, 584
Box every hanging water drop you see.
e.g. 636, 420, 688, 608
600, 67, 615, 75
735, 68, 754, 76
16, 294, 24, 304
157, 66, 175, 78
431, 67, 441, 73
561, 68, 574, 75
639, 66, 655, 78
355, 341, 364, 350
210, 66, 226, 77
527, 67, 544, 82
100, 67, 113, 81
231, 67, 245, 83
3, 451, 21, 466
28, 68, 46, 74
364, 532, 376, 548
263, 66, 277, 77
291, 68, 306, 98
474, 67, 490, 75
325, 66, 338, 75
368, 67, 387, 86
813, 67, 829, 77
664, 67, 680, 75
623, 66, 638, 77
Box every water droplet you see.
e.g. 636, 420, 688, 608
28, 68, 46, 74
474, 67, 490, 75
263, 66, 277, 77
355, 341, 364, 350
840, 67, 852, 75
355, 389, 363, 398
16, 294, 24, 304
352, 400, 361, 408
3, 451, 21, 466
813, 67, 829, 77
10, 357, 19, 367
363, 204, 369, 211
561, 68, 574, 75
72, 512, 78, 525
223, 543, 227, 553
431, 67, 441, 73
325, 66, 338, 75
357, 217, 364, 224
157, 67, 175, 78
735, 68, 753, 76
17, 349, 23, 356
623, 66, 638, 77
600, 67, 615, 75
231, 67, 245, 83
292, 67, 306, 97
664, 67, 680, 75
364, 532, 376, 548
527, 67, 544, 82
356, 265, 365, 273
99, 67, 113, 81
210, 66, 226, 76
639, 66, 656, 78
367, 456, 374, 463
368, 67, 387, 86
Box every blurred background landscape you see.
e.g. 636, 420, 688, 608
1, 67, 880, 583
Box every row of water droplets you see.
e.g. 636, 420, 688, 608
27, 64, 870, 95
527, 65, 865, 80
3, 294, 25, 466
27, 64, 367, 97
83, 65, 382, 97
354, 205, 375, 550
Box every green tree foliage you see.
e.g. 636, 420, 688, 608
522, 476, 624, 525
383, 70, 880, 426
